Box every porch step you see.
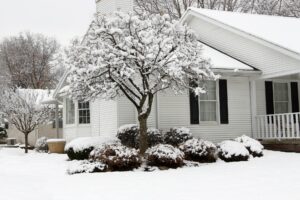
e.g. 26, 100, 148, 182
260, 139, 300, 153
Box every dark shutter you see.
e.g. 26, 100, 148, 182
219, 79, 229, 124
189, 80, 199, 124
291, 82, 299, 113
265, 81, 274, 115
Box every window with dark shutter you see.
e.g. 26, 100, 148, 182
219, 79, 229, 124
291, 82, 299, 113
189, 80, 199, 124
265, 81, 274, 115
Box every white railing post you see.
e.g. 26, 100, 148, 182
255, 112, 300, 140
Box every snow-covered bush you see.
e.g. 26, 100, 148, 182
180, 138, 217, 163
117, 125, 164, 148
117, 124, 139, 148
67, 160, 107, 175
217, 140, 250, 162
137, 128, 164, 148
35, 137, 48, 152
146, 144, 184, 168
65, 137, 116, 160
164, 127, 193, 146
0, 127, 7, 139
90, 143, 141, 171
235, 135, 264, 157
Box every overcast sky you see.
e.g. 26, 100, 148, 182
0, 0, 95, 46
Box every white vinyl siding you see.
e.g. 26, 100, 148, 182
187, 17, 300, 78
157, 77, 252, 143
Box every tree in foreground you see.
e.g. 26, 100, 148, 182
66, 12, 218, 154
0, 89, 52, 153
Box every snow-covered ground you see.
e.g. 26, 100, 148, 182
1, 148, 300, 200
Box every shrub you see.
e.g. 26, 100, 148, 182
117, 125, 164, 148
136, 128, 164, 148
235, 135, 264, 157
0, 127, 7, 139
35, 137, 48, 152
164, 127, 193, 146
218, 140, 249, 162
117, 124, 139, 148
67, 160, 107, 175
180, 138, 217, 163
65, 137, 116, 160
90, 143, 141, 171
146, 144, 184, 168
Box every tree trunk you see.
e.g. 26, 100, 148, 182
138, 116, 148, 155
24, 133, 29, 153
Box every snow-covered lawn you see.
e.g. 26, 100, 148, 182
1, 148, 300, 200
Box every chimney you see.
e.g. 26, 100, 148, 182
96, 0, 134, 14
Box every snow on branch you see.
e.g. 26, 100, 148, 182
66, 12, 218, 115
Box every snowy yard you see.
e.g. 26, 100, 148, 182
1, 148, 300, 200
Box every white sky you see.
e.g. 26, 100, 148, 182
0, 0, 95, 46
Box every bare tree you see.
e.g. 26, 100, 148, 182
0, 32, 63, 89
0, 88, 52, 153
134, 0, 300, 19
65, 12, 217, 154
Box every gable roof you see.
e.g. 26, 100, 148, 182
189, 8, 300, 55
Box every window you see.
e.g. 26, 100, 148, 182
199, 81, 218, 122
66, 99, 75, 124
273, 82, 289, 114
78, 102, 90, 124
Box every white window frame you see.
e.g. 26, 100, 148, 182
273, 80, 291, 114
78, 101, 91, 125
198, 80, 220, 124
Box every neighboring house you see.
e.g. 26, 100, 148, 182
54, 0, 300, 144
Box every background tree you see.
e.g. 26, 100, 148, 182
0, 32, 63, 89
66, 12, 218, 154
135, 0, 300, 19
0, 89, 52, 153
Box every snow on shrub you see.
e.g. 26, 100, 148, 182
0, 127, 7, 139
217, 140, 249, 162
67, 160, 107, 175
65, 137, 116, 160
90, 142, 141, 171
235, 135, 264, 157
35, 137, 48, 152
180, 138, 217, 163
164, 127, 193, 146
146, 144, 184, 168
117, 125, 163, 148
137, 128, 164, 148
117, 124, 139, 148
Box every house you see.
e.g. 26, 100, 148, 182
54, 0, 300, 148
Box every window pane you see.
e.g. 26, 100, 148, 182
274, 82, 288, 101
78, 101, 90, 124
274, 102, 288, 114
200, 101, 217, 121
200, 81, 216, 101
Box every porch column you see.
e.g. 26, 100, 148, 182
55, 102, 59, 138
250, 80, 257, 138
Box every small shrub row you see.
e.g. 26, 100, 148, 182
117, 125, 192, 149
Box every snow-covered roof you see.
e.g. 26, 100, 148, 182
17, 89, 54, 105
189, 8, 300, 55
201, 44, 253, 70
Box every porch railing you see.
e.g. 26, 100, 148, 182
255, 112, 300, 139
